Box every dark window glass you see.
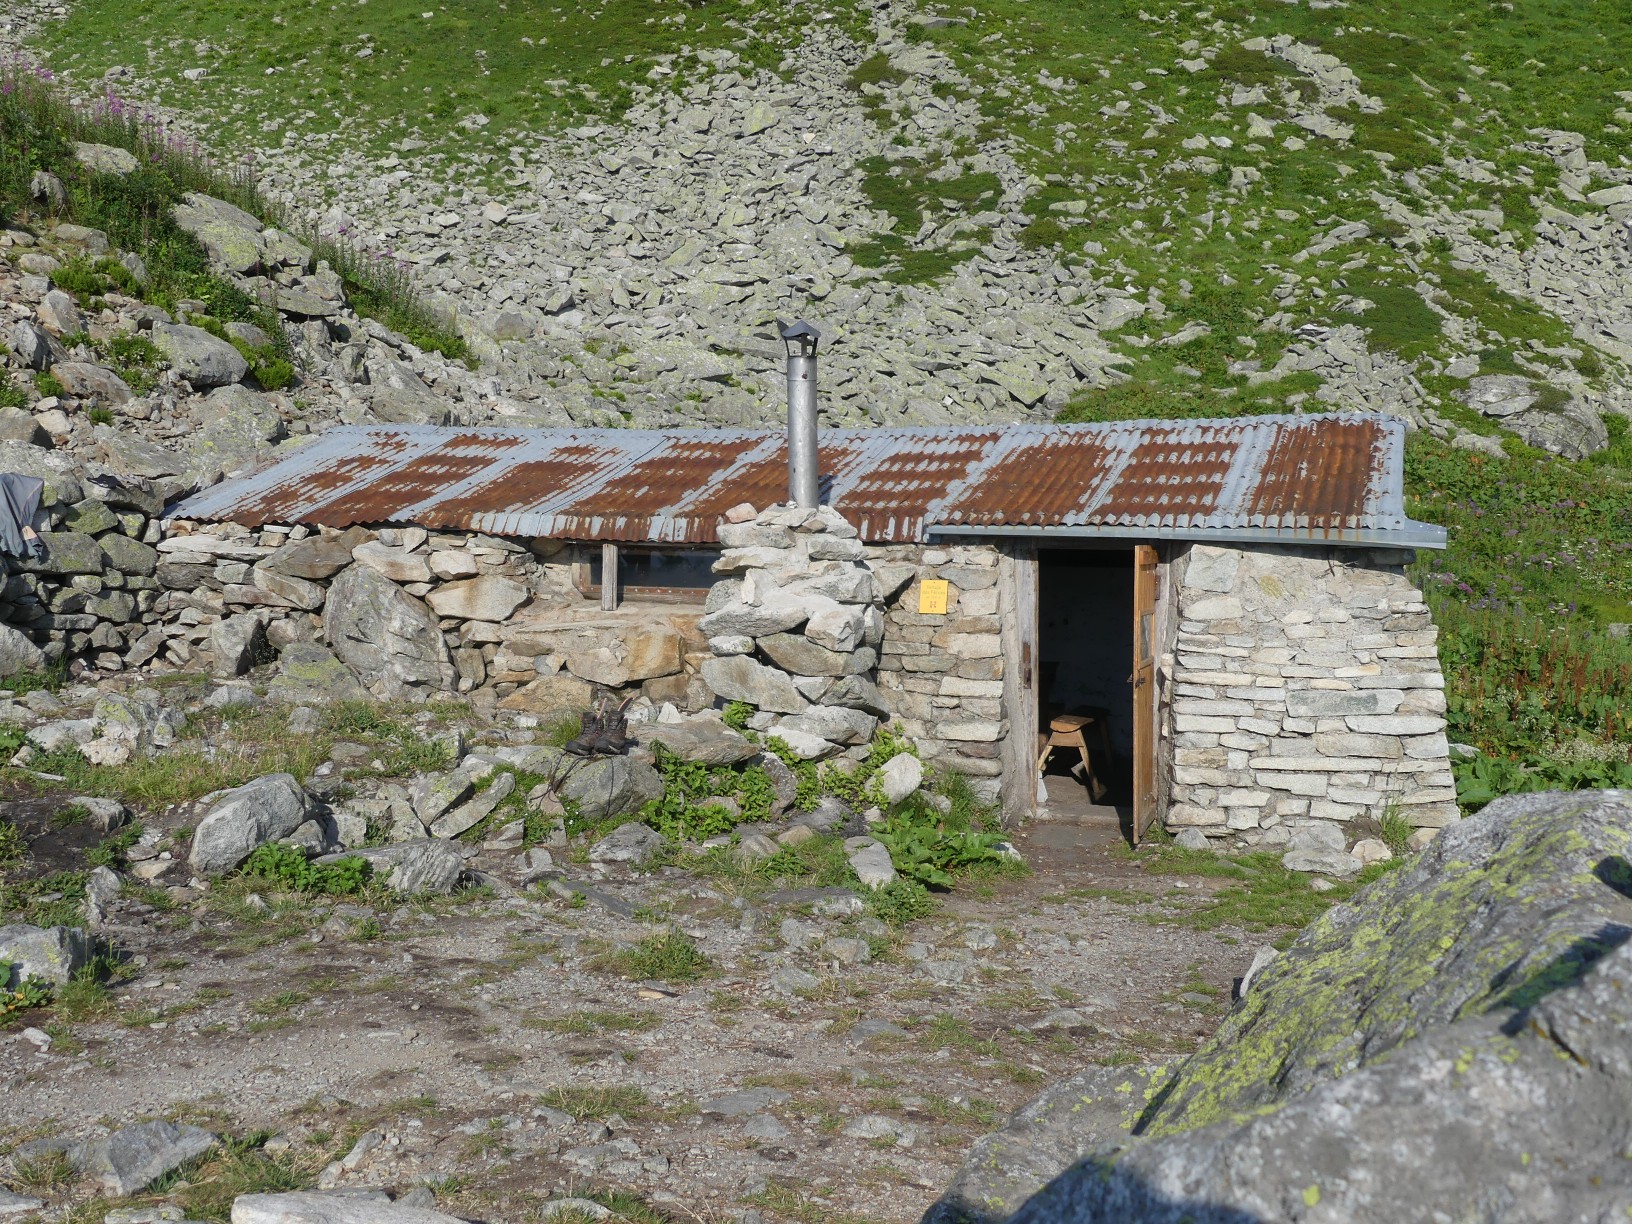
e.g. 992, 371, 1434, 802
588, 547, 718, 592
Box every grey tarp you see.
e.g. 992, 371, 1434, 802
0, 473, 44, 558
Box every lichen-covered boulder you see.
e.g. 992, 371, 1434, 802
152, 322, 249, 389
323, 563, 456, 702
266, 642, 369, 705
172, 192, 264, 274
927, 790, 1632, 1224
0, 924, 91, 986
559, 755, 664, 822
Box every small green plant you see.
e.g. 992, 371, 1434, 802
84, 821, 143, 868
590, 930, 711, 982
864, 877, 936, 926
536, 1084, 651, 1121
96, 332, 165, 393
33, 372, 65, 399
872, 793, 1008, 889
639, 743, 769, 838
0, 960, 54, 1017
722, 701, 754, 731
0, 817, 22, 868
241, 842, 373, 896
1378, 804, 1414, 855
527, 1009, 659, 1035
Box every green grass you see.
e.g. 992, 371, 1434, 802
536, 1084, 652, 1122
1128, 845, 1406, 946
588, 930, 711, 983
525, 1009, 660, 1035
34, 0, 795, 166
0, 55, 465, 359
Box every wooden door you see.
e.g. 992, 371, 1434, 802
998, 543, 1040, 821
1132, 545, 1159, 843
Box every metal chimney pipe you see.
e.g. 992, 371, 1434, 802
779, 320, 821, 509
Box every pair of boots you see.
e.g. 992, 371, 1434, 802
564, 697, 632, 757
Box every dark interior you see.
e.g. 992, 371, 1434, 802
1037, 547, 1135, 805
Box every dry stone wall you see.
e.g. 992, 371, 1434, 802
1, 502, 710, 712
0, 444, 168, 676
869, 543, 1010, 805
698, 504, 890, 762
1165, 543, 1459, 843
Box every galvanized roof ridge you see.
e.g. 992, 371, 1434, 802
168, 413, 1442, 549
309, 411, 1393, 442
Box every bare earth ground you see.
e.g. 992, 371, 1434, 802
2, 780, 1254, 1224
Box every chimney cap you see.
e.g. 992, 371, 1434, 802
776, 318, 821, 356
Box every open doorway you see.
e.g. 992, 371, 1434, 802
1036, 547, 1136, 825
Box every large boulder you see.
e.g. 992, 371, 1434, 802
266, 642, 370, 705
588, 821, 667, 866
72, 142, 139, 176
172, 192, 264, 274
98, 532, 159, 577
72, 1121, 216, 1196
188, 773, 311, 876
0, 924, 91, 986
17, 530, 104, 576
211, 613, 269, 677
52, 361, 133, 405
192, 384, 285, 472
6, 319, 57, 370
335, 841, 464, 895
425, 575, 528, 622
929, 790, 1632, 1224
260, 534, 357, 582
635, 719, 759, 765
366, 358, 448, 425
559, 755, 664, 822
0, 624, 46, 678
1457, 375, 1608, 460
232, 1191, 469, 1224
700, 655, 809, 714
925, 1064, 1171, 1224
323, 564, 457, 702
152, 322, 248, 388
0, 439, 83, 504
562, 623, 683, 687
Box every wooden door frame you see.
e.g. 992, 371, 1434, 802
998, 541, 1040, 824
1132, 543, 1160, 843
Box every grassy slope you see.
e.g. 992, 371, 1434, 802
32, 0, 790, 165
25, 0, 1632, 786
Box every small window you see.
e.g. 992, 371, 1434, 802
575, 545, 718, 602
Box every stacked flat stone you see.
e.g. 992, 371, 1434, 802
698, 504, 888, 761
867, 543, 1008, 804
154, 520, 702, 705
0, 453, 165, 674
1166, 543, 1459, 844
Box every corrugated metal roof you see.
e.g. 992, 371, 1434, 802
167, 414, 1446, 548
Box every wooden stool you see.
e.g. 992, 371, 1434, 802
1036, 711, 1111, 802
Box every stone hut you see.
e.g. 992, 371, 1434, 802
166, 413, 1457, 845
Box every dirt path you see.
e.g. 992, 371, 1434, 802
1, 798, 1259, 1224
0, 13, 1431, 1217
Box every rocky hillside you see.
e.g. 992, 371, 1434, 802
929, 789, 1632, 1222
5, 0, 1629, 453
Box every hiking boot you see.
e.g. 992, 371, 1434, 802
590, 698, 633, 756
563, 708, 601, 757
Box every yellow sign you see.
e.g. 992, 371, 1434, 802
918, 579, 950, 615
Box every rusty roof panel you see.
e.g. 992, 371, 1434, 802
168, 415, 1440, 547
